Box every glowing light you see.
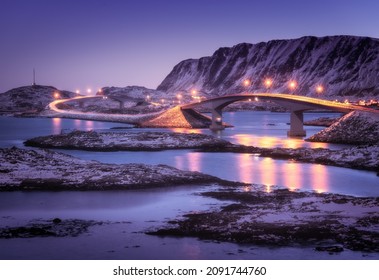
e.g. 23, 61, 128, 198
237, 153, 254, 184
310, 164, 329, 193
161, 98, 165, 103
176, 93, 182, 99
87, 88, 92, 94
264, 78, 273, 88
243, 186, 252, 192
283, 162, 302, 191
266, 185, 272, 193
243, 79, 251, 87
187, 152, 202, 172
288, 80, 297, 90
75, 90, 80, 94
53, 92, 60, 99
191, 89, 197, 95
98, 88, 102, 93
316, 85, 324, 94
52, 118, 61, 134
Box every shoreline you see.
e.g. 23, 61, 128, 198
148, 185, 379, 253
0, 147, 244, 192
23, 130, 379, 175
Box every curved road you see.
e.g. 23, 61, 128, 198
47, 95, 162, 124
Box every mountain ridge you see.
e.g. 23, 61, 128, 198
157, 35, 379, 99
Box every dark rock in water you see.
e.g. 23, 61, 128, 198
52, 218, 62, 224
315, 246, 344, 253
0, 219, 100, 238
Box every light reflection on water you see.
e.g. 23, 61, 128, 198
232, 134, 330, 149
0, 113, 378, 259
0, 113, 377, 197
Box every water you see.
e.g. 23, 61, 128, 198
0, 113, 378, 259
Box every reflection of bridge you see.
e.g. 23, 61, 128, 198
181, 93, 379, 136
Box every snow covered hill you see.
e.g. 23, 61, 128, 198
307, 111, 379, 144
0, 85, 76, 115
100, 85, 169, 101
157, 36, 379, 100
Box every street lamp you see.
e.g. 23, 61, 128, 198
316, 85, 324, 94
53, 92, 60, 99
288, 81, 297, 90
176, 93, 182, 104
288, 80, 297, 94
87, 88, 92, 94
243, 79, 251, 93
264, 78, 273, 92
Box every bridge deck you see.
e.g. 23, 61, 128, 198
181, 93, 379, 114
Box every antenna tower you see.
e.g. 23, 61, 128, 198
32, 68, 36, 86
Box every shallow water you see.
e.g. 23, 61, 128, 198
0, 112, 378, 259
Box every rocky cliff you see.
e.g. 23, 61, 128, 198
158, 36, 379, 100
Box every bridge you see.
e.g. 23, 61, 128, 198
181, 93, 379, 136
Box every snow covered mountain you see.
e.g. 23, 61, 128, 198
157, 36, 379, 100
0, 85, 76, 115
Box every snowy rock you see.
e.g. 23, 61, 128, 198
149, 186, 379, 252
307, 111, 379, 144
24, 130, 230, 151
100, 85, 169, 100
0, 147, 241, 190
0, 85, 76, 115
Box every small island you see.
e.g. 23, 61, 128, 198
0, 147, 241, 191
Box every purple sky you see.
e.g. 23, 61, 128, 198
1, 0, 379, 93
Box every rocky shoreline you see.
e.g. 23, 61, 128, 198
23, 130, 379, 175
148, 185, 379, 253
24, 130, 229, 151
307, 111, 379, 145
0, 218, 102, 238
0, 147, 242, 191
202, 144, 379, 175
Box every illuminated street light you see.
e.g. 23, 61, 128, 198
176, 93, 182, 104
264, 78, 273, 91
53, 92, 60, 99
191, 89, 197, 95
243, 79, 251, 87
316, 85, 324, 94
288, 80, 297, 93
87, 88, 92, 94
75, 89, 80, 94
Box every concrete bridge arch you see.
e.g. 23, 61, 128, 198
181, 93, 375, 137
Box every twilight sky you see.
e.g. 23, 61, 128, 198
1, 0, 379, 93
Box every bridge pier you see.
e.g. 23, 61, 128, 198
210, 108, 224, 130
287, 110, 306, 137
